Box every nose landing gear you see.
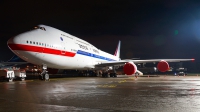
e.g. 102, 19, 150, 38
40, 64, 49, 81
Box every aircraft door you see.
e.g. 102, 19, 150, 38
60, 42, 66, 55
35, 42, 43, 54
38, 42, 44, 53
40, 42, 45, 57
35, 42, 44, 61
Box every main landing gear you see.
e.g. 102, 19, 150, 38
109, 73, 117, 77
102, 66, 117, 78
78, 70, 97, 77
102, 72, 109, 77
40, 64, 49, 81
101, 72, 117, 78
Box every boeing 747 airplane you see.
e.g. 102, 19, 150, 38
7, 25, 194, 80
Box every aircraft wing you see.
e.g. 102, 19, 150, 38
95, 59, 194, 67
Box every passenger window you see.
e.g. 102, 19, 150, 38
42, 43, 43, 46
33, 42, 35, 44
26, 41, 28, 43
36, 42, 38, 45
30, 41, 32, 44
39, 43, 41, 45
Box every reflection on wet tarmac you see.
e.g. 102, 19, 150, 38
0, 76, 200, 111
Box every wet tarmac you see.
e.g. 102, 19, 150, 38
0, 75, 200, 112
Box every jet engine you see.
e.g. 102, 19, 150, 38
157, 60, 170, 72
123, 62, 137, 75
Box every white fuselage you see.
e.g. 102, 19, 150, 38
7, 25, 120, 70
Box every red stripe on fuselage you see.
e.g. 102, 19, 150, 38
8, 44, 76, 57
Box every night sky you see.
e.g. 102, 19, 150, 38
1, 0, 200, 67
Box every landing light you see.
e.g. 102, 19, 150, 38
192, 58, 195, 62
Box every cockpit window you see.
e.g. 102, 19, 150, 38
34, 26, 46, 31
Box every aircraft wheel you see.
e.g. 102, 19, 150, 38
114, 73, 117, 77
8, 78, 13, 82
43, 73, 49, 81
105, 73, 109, 77
21, 77, 25, 81
110, 73, 113, 77
102, 73, 105, 77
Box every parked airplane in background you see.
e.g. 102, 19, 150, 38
7, 25, 194, 80
0, 55, 27, 69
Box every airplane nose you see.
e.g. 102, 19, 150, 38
7, 35, 21, 50
7, 35, 21, 44
7, 37, 14, 44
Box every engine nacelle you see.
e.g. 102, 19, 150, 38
157, 60, 169, 72
123, 62, 137, 75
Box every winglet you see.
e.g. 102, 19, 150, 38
114, 40, 121, 58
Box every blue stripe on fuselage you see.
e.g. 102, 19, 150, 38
77, 50, 116, 61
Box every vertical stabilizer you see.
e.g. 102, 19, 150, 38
114, 41, 121, 58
